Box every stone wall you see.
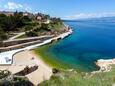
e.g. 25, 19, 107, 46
0, 36, 53, 52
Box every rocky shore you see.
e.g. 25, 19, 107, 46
96, 58, 115, 72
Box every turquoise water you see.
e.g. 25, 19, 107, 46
39, 20, 115, 72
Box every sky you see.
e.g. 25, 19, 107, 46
0, 0, 115, 19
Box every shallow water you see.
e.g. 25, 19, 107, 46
38, 20, 115, 72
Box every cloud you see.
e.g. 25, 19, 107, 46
24, 4, 32, 12
4, 2, 23, 10
63, 12, 115, 20
4, 2, 32, 12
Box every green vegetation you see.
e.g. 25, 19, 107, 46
0, 77, 33, 86
0, 70, 33, 86
0, 11, 31, 42
0, 70, 11, 79
0, 11, 65, 41
23, 18, 65, 38
39, 66, 115, 86
0, 11, 65, 48
16, 34, 27, 39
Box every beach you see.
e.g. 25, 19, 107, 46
0, 27, 72, 85
0, 50, 52, 85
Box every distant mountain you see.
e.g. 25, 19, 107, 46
63, 16, 115, 22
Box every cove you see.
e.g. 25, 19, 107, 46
35, 19, 115, 72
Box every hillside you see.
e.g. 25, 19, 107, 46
63, 16, 115, 22
0, 11, 66, 47
40, 66, 115, 86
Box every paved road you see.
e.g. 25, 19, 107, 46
8, 32, 25, 41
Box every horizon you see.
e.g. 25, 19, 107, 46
0, 0, 115, 19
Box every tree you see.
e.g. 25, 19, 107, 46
24, 25, 33, 32
40, 23, 51, 31
0, 26, 7, 40
0, 70, 11, 79
26, 31, 38, 37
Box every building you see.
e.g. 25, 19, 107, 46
36, 16, 42, 20
0, 11, 14, 16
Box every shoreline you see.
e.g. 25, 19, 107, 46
34, 44, 71, 70
0, 27, 72, 65
0, 25, 115, 85
96, 58, 115, 72
1, 26, 115, 73
26, 50, 53, 85
31, 50, 53, 70
0, 25, 72, 85
0, 50, 53, 85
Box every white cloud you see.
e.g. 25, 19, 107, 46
4, 2, 23, 10
24, 5, 32, 12
63, 12, 115, 20
4, 2, 32, 12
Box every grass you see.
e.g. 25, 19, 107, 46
15, 34, 27, 39
39, 66, 115, 86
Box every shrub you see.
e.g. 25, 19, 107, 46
52, 68, 60, 74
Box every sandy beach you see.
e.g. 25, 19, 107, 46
0, 28, 72, 85
0, 50, 52, 85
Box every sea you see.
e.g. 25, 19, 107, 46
38, 18, 115, 72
